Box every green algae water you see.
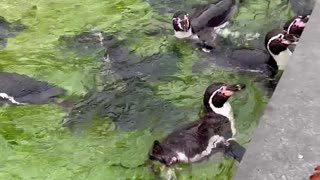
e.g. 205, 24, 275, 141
0, 0, 298, 179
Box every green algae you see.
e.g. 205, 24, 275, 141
0, 0, 293, 179
0, 0, 153, 96
0, 105, 156, 179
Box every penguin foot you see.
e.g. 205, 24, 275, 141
200, 43, 215, 53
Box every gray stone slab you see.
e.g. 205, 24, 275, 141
234, 1, 320, 180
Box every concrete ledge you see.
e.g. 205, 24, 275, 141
234, 1, 320, 180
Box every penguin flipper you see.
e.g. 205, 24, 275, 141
224, 140, 246, 163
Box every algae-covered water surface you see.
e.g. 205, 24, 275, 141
0, 0, 310, 179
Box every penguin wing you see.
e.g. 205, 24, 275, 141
162, 123, 203, 155
201, 112, 233, 139
224, 140, 246, 163
190, 0, 237, 33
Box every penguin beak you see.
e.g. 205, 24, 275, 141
282, 34, 299, 45
180, 16, 189, 32
226, 84, 246, 92
295, 19, 306, 28
222, 84, 246, 97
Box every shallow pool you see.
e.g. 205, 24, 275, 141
0, 0, 311, 179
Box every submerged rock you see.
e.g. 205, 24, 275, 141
60, 31, 187, 132
0, 16, 26, 49
64, 78, 197, 132
59, 31, 117, 56
0, 72, 65, 105
104, 45, 179, 82
60, 31, 179, 82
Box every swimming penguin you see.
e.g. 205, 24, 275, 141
284, 15, 310, 37
264, 29, 298, 70
172, 0, 237, 52
149, 83, 246, 166
192, 47, 279, 79
0, 72, 65, 105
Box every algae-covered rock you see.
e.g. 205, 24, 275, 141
59, 31, 179, 82
58, 32, 118, 56
64, 78, 198, 132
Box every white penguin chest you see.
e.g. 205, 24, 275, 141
270, 48, 292, 70
174, 28, 198, 40
211, 102, 234, 120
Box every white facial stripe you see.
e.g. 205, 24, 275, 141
208, 87, 236, 136
208, 87, 223, 112
178, 21, 183, 31
287, 19, 297, 33
173, 18, 184, 30
267, 32, 293, 69
267, 33, 284, 55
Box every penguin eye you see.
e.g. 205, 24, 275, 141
172, 18, 179, 22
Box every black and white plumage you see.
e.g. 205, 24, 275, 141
172, 0, 237, 52
0, 72, 65, 105
193, 47, 278, 79
283, 14, 310, 37
149, 83, 246, 166
264, 29, 298, 70
263, 14, 310, 71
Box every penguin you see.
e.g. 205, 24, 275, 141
283, 14, 310, 37
192, 47, 279, 79
172, 0, 237, 52
0, 72, 65, 105
264, 29, 298, 70
149, 83, 246, 166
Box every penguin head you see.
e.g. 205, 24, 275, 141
172, 11, 191, 32
284, 15, 310, 37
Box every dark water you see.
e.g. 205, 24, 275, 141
289, 0, 315, 15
